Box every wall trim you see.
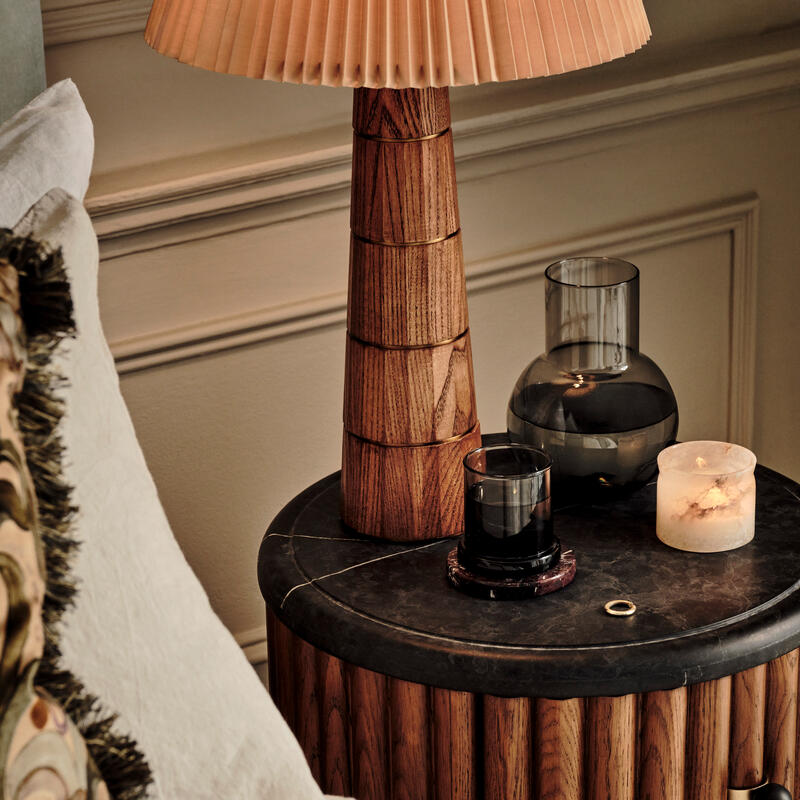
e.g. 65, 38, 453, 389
42, 0, 151, 46
112, 194, 759, 449
235, 626, 268, 667
88, 43, 799, 260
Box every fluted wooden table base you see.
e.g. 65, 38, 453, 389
267, 612, 799, 800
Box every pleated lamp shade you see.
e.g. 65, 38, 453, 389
145, 0, 650, 88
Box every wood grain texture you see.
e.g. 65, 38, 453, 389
347, 234, 468, 347
534, 697, 584, 800
267, 633, 799, 799
432, 687, 478, 800
343, 87, 478, 540
347, 663, 388, 800
293, 635, 322, 782
266, 610, 295, 730
390, 678, 431, 800
685, 676, 730, 800
318, 649, 351, 796
586, 694, 636, 800
639, 688, 687, 800
484, 695, 532, 800
344, 332, 477, 443
765, 648, 798, 790
351, 133, 458, 243
730, 663, 767, 787
341, 424, 481, 540
353, 88, 450, 138
795, 650, 800, 800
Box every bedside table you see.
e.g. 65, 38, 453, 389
258, 437, 800, 800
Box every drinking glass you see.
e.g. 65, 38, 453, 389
459, 444, 559, 577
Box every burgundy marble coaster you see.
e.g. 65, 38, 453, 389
447, 548, 577, 600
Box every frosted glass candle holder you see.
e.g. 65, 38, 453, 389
656, 441, 757, 553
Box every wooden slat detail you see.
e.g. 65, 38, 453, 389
390, 678, 431, 800
795, 651, 800, 800
432, 687, 478, 800
265, 610, 295, 730
730, 663, 767, 787
340, 424, 482, 541
639, 688, 687, 800
344, 331, 477, 444
686, 676, 731, 800
348, 234, 468, 347
353, 88, 451, 138
484, 695, 532, 800
348, 664, 389, 800
293, 635, 322, 782
534, 697, 584, 800
766, 649, 798, 790
265, 611, 277, 697
586, 694, 636, 800
318, 650, 351, 796
350, 132, 459, 243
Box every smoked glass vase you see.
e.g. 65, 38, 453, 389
507, 257, 678, 498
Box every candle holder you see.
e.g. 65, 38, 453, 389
447, 443, 576, 600
656, 441, 757, 553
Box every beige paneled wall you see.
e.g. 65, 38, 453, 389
44, 2, 800, 670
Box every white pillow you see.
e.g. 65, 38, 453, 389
0, 79, 93, 228
15, 189, 329, 800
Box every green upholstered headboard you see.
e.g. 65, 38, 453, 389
0, 0, 45, 123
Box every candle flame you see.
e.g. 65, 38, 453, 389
704, 486, 727, 506
696, 456, 707, 469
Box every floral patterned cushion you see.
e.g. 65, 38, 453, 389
0, 231, 149, 800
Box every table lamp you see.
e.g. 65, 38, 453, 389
145, 0, 650, 542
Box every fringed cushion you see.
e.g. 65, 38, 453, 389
0, 228, 151, 799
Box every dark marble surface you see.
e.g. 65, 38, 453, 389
258, 436, 800, 697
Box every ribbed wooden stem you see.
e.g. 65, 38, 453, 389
341, 87, 481, 541
730, 664, 767, 787
639, 688, 687, 800
586, 695, 636, 800
766, 650, 798, 790
534, 697, 584, 799
686, 676, 730, 800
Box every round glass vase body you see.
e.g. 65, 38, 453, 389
507, 257, 678, 498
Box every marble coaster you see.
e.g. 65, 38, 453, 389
447, 548, 577, 600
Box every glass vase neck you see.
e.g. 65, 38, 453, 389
545, 257, 640, 372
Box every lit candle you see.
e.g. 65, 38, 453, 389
656, 441, 756, 553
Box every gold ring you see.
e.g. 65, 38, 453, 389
351, 229, 460, 247
354, 128, 450, 143
604, 599, 636, 617
347, 329, 467, 351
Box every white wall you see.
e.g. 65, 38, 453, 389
43, 1, 800, 675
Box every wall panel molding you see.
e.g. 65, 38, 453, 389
110, 195, 759, 450
235, 626, 268, 668
88, 43, 799, 257
42, 0, 151, 46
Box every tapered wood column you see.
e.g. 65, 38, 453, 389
341, 87, 481, 541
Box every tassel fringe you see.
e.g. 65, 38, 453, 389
0, 229, 153, 800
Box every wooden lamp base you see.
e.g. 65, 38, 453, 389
341, 88, 481, 541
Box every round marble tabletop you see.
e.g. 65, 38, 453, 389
258, 437, 800, 698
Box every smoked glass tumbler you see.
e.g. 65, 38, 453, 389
459, 444, 560, 577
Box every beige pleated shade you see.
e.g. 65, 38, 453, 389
145, 0, 650, 88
